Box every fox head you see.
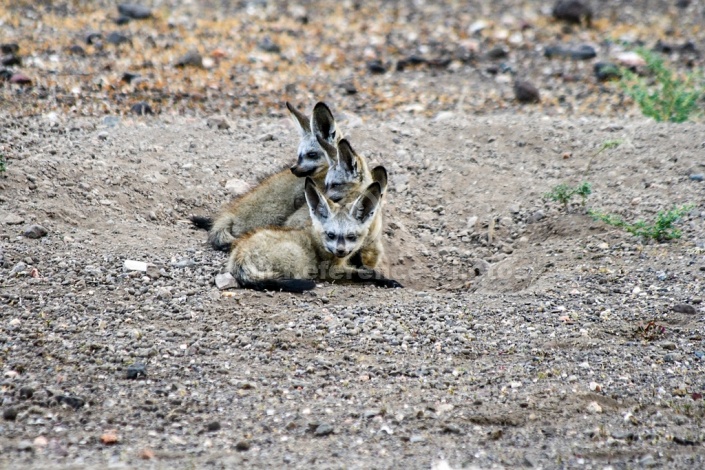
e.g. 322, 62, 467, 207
304, 177, 382, 258
316, 136, 388, 203
286, 101, 340, 177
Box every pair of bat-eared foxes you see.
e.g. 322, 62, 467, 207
190, 102, 403, 293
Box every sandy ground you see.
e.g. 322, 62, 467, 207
2, 0, 705, 468
1, 111, 705, 469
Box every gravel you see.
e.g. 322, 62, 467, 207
1, 0, 704, 468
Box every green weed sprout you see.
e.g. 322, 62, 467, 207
590, 204, 694, 242
620, 48, 703, 123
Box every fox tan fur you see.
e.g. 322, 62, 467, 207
191, 102, 341, 251
227, 178, 401, 292
285, 137, 388, 271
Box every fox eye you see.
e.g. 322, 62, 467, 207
330, 130, 336, 139
330, 183, 341, 189
346, 234, 358, 242
326, 232, 336, 240
306, 151, 320, 160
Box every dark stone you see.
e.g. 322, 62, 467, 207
673, 436, 698, 446
23, 224, 48, 239
122, 72, 140, 83
85, 32, 102, 45
514, 80, 540, 103
3, 407, 18, 421
594, 62, 621, 81
427, 57, 451, 69
115, 15, 131, 25
206, 421, 221, 432
235, 440, 251, 451
1, 43, 19, 55
118, 4, 152, 19
0, 68, 12, 81
258, 37, 280, 53
106, 32, 131, 46
486, 46, 508, 59
55, 395, 85, 410
485, 65, 499, 75
340, 82, 357, 94
676, 0, 691, 8
544, 44, 596, 60
2, 55, 21, 66
69, 45, 86, 55
175, 50, 203, 68
653, 40, 674, 54
689, 174, 704, 182
130, 102, 154, 115
552, 0, 593, 25
680, 41, 697, 54
126, 363, 147, 379
407, 55, 427, 66
499, 63, 514, 74
673, 303, 697, 314
19, 387, 34, 399
367, 60, 386, 74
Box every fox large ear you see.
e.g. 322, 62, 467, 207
351, 182, 382, 223
337, 139, 358, 174
311, 102, 337, 142
315, 134, 337, 165
286, 102, 311, 136
371, 166, 388, 194
304, 177, 331, 220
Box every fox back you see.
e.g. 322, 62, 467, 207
195, 101, 342, 251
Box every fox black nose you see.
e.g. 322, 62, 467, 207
335, 248, 347, 257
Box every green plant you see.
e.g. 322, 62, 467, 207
545, 182, 592, 209
584, 140, 622, 176
590, 205, 693, 241
620, 48, 704, 123
0, 152, 6, 174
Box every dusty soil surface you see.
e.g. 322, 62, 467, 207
2, 0, 705, 469
2, 112, 705, 469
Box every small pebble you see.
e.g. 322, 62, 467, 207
106, 32, 131, 46
17, 440, 33, 452
673, 303, 697, 314
206, 421, 221, 432
126, 363, 147, 379
514, 80, 540, 103
314, 423, 334, 436
586, 401, 602, 414
117, 4, 152, 19
367, 60, 386, 74
552, 0, 592, 25
175, 50, 203, 68
235, 439, 250, 451
3, 407, 18, 421
22, 224, 48, 239
131, 102, 154, 115
257, 37, 280, 53
216, 272, 238, 290
207, 115, 231, 130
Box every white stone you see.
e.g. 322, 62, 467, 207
215, 272, 238, 290
124, 260, 148, 272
